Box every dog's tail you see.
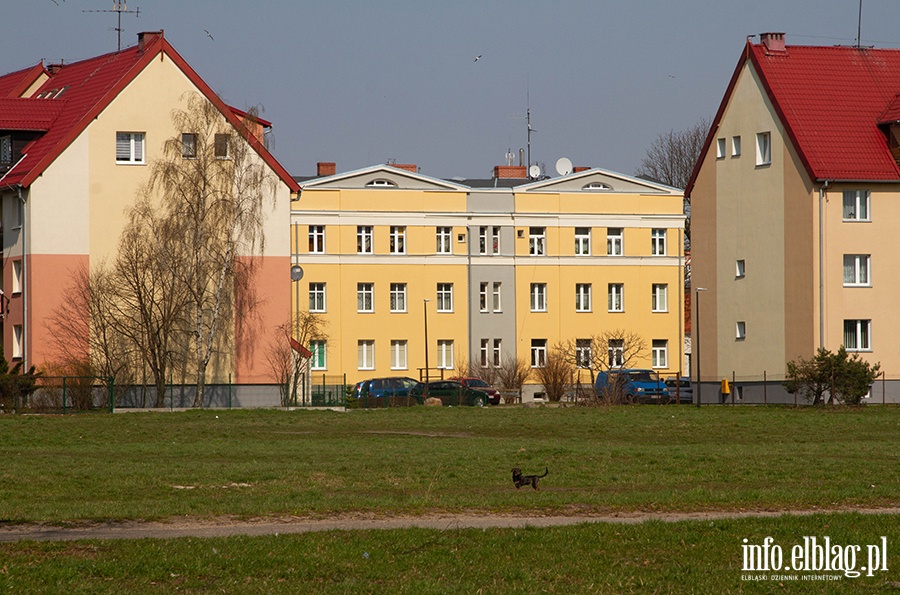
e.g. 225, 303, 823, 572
539, 467, 549, 477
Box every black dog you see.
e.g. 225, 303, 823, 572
512, 467, 548, 490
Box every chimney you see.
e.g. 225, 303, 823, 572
317, 162, 336, 177
493, 165, 527, 179
138, 30, 164, 51
760, 32, 785, 52
573, 166, 591, 173
391, 164, 418, 173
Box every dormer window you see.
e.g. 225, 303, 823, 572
582, 182, 612, 191
0, 136, 11, 165
366, 179, 396, 188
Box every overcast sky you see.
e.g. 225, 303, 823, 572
5, 1, 899, 181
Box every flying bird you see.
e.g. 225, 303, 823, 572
204, 29, 214, 41
474, 54, 482, 62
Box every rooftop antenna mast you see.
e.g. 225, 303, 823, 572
857, 0, 863, 48
83, 3, 141, 51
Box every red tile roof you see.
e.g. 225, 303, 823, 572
0, 32, 298, 192
687, 40, 900, 195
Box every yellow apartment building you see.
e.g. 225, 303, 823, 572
292, 162, 685, 400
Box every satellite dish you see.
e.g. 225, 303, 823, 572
556, 157, 573, 176
529, 164, 541, 178
290, 265, 304, 281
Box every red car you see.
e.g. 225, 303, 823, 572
447, 377, 501, 405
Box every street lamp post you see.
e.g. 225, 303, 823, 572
695, 287, 707, 408
423, 298, 430, 397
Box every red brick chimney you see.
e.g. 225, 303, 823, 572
493, 165, 527, 179
760, 32, 785, 52
317, 162, 336, 177
573, 166, 591, 173
138, 30, 164, 51
390, 163, 418, 173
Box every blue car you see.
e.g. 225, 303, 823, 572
355, 377, 419, 399
595, 369, 669, 404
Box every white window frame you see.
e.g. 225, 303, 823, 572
12, 324, 23, 359
575, 338, 592, 368
652, 339, 668, 369
651, 229, 667, 256
358, 340, 375, 370
436, 226, 452, 254
651, 284, 668, 313
529, 227, 546, 256
437, 339, 454, 369
716, 137, 726, 159
310, 340, 327, 370
11, 259, 22, 294
732, 135, 741, 157
115, 132, 145, 164
844, 319, 871, 351
357, 282, 374, 313
608, 339, 624, 368
575, 283, 592, 312
492, 338, 502, 367
309, 225, 325, 254
479, 282, 488, 312
181, 133, 198, 159
478, 226, 488, 255
736, 321, 746, 340
309, 282, 326, 313
575, 227, 591, 256
756, 131, 771, 166
608, 283, 624, 312
390, 283, 407, 312
607, 228, 623, 256
491, 226, 501, 254
842, 190, 871, 222
391, 340, 408, 370
531, 339, 547, 368
530, 283, 547, 312
736, 259, 746, 278
436, 283, 453, 312
492, 282, 502, 312
843, 254, 871, 287
357, 226, 373, 254
480, 339, 489, 367
390, 226, 406, 254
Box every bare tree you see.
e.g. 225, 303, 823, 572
149, 93, 278, 407
565, 330, 648, 405
495, 352, 531, 403
533, 343, 575, 402
635, 117, 710, 245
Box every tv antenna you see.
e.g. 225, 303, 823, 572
83, 3, 141, 51
509, 92, 537, 177
856, 0, 863, 48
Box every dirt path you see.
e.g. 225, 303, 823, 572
2, 507, 899, 543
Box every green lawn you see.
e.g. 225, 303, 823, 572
2, 406, 899, 593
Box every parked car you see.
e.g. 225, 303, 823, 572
664, 377, 693, 404
409, 380, 490, 407
447, 377, 501, 405
354, 377, 420, 406
595, 369, 669, 404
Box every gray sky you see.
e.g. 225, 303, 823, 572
5, 1, 899, 180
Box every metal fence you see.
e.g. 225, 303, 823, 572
4, 376, 115, 414
695, 371, 900, 405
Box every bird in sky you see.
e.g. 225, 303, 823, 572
204, 29, 214, 41
474, 54, 482, 62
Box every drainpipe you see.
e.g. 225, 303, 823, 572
17, 185, 26, 370
818, 180, 830, 350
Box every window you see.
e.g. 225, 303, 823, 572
608, 283, 624, 312
357, 226, 373, 254
844, 319, 871, 351
436, 227, 452, 254
530, 283, 547, 312
843, 190, 870, 221
652, 340, 668, 369
582, 182, 611, 191
181, 133, 197, 158
576, 339, 592, 368
651, 229, 667, 256
12, 325, 23, 359
575, 283, 592, 312
437, 283, 453, 312
12, 260, 23, 294
366, 178, 396, 187
607, 228, 623, 256
843, 255, 871, 287
310, 341, 327, 370
651, 284, 668, 313
480, 339, 489, 367
390, 226, 406, 254
575, 227, 591, 256
357, 283, 374, 312
492, 282, 502, 312
529, 227, 546, 256
732, 135, 742, 157
608, 339, 624, 368
115, 132, 144, 163
756, 131, 771, 166
492, 226, 501, 254
492, 339, 502, 367
479, 282, 488, 312
308, 225, 325, 253
309, 282, 326, 312
214, 133, 230, 159
390, 283, 407, 312
0, 136, 11, 165
358, 340, 375, 370
716, 138, 726, 159
531, 339, 547, 368
736, 259, 746, 278
736, 321, 746, 340
391, 340, 408, 370
437, 340, 454, 369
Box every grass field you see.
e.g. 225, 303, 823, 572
1, 406, 899, 592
